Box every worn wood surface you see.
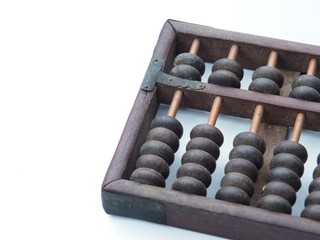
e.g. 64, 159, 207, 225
103, 180, 320, 240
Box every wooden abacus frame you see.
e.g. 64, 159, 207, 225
101, 20, 320, 240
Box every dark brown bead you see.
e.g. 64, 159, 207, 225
270, 153, 304, 177
292, 74, 320, 93
317, 153, 320, 165
215, 186, 250, 205
220, 172, 255, 197
233, 132, 266, 154
151, 115, 183, 139
313, 166, 320, 179
267, 167, 301, 191
186, 137, 220, 160
256, 195, 292, 214
301, 205, 320, 221
170, 64, 201, 81
211, 58, 244, 80
136, 154, 169, 179
261, 181, 296, 205
249, 78, 280, 95
225, 158, 258, 182
181, 149, 216, 174
305, 191, 320, 206
146, 127, 179, 152
229, 145, 264, 169
273, 140, 308, 163
172, 176, 207, 196
173, 53, 205, 76
130, 168, 165, 187
289, 86, 320, 102
140, 140, 174, 165
309, 178, 320, 193
190, 124, 224, 147
252, 66, 284, 88
208, 70, 240, 88
177, 162, 212, 187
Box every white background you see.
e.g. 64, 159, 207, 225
1, 1, 320, 239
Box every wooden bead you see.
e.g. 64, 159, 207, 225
177, 162, 212, 188
221, 172, 255, 197
252, 66, 284, 88
249, 78, 280, 95
208, 70, 240, 88
261, 181, 296, 205
146, 127, 180, 152
229, 145, 264, 169
186, 137, 220, 160
190, 124, 224, 147
140, 140, 174, 165
211, 58, 244, 80
256, 195, 292, 214
181, 149, 216, 174
130, 167, 165, 187
136, 154, 169, 179
305, 191, 320, 206
233, 131, 266, 154
151, 115, 183, 139
313, 165, 320, 179
225, 158, 259, 182
273, 140, 308, 163
267, 167, 301, 191
173, 53, 205, 76
301, 205, 320, 221
292, 74, 320, 93
170, 64, 201, 81
309, 178, 320, 193
215, 186, 250, 205
172, 176, 207, 196
289, 85, 320, 102
270, 153, 304, 177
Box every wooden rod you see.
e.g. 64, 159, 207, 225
207, 96, 222, 126
189, 38, 200, 55
249, 104, 264, 133
167, 90, 183, 117
167, 39, 201, 118
267, 51, 278, 68
291, 112, 305, 142
228, 44, 239, 60
307, 58, 318, 76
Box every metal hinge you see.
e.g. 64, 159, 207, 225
141, 58, 206, 91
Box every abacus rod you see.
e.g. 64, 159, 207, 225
249, 104, 264, 133
291, 112, 305, 142
289, 58, 316, 141
167, 38, 200, 117
167, 90, 183, 117
248, 51, 278, 133
307, 58, 318, 76
189, 38, 201, 55
207, 44, 237, 124
228, 44, 239, 60
267, 51, 278, 68
207, 96, 222, 126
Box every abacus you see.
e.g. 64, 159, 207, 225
101, 20, 320, 240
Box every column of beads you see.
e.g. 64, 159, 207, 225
290, 58, 320, 102
255, 59, 320, 214
172, 45, 243, 196
130, 39, 205, 187
301, 154, 320, 221
215, 51, 283, 205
